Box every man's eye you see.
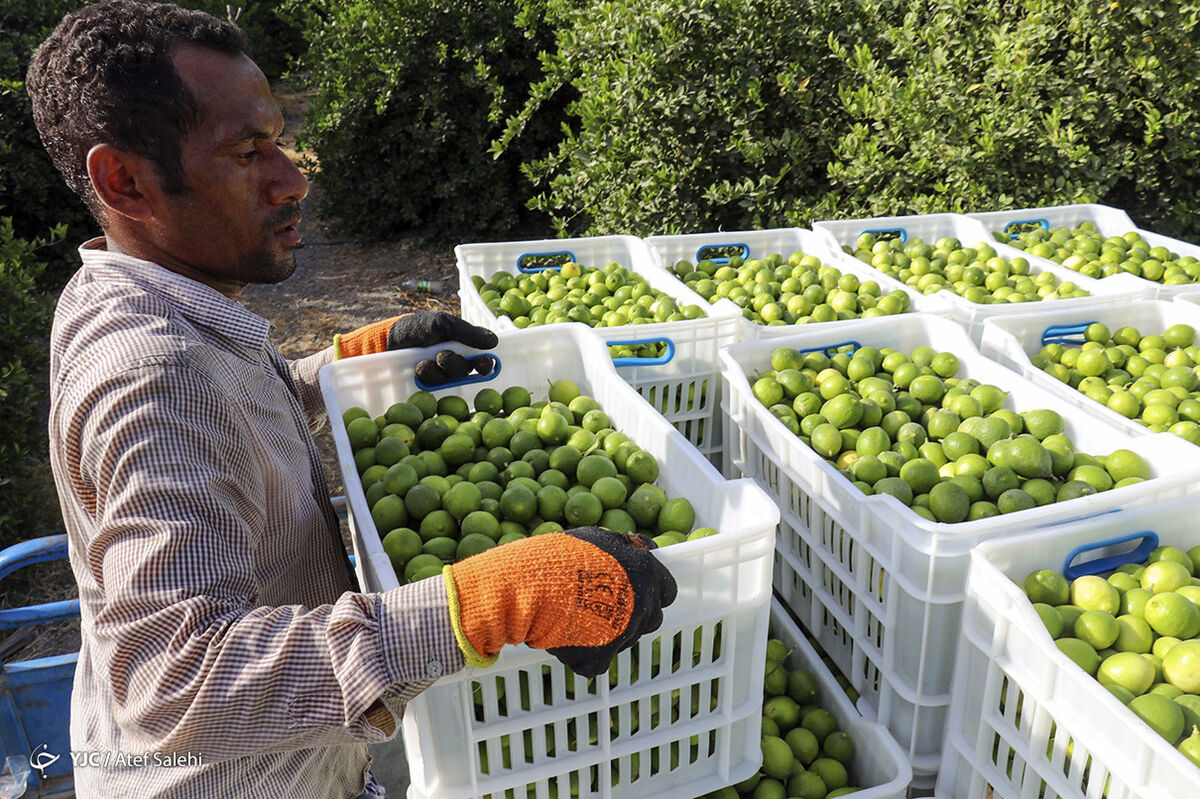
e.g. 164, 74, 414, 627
235, 150, 257, 160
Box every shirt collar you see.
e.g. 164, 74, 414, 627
79, 237, 272, 351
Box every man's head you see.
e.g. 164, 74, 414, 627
27, 1, 309, 296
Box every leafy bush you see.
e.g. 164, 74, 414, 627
496, 0, 1200, 239
290, 0, 561, 241
179, 1, 308, 80
0, 0, 95, 280
499, 0, 886, 237
0, 219, 62, 548
810, 0, 1200, 238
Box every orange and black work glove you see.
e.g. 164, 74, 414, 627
443, 527, 678, 677
335, 311, 499, 384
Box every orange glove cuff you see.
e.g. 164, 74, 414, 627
334, 316, 403, 359
444, 533, 634, 664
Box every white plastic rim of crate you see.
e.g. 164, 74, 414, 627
979, 299, 1200, 440
642, 227, 935, 343
319, 325, 781, 798
768, 601, 912, 798
811, 213, 1150, 342
968, 203, 1200, 301
719, 313, 1200, 748
936, 498, 1200, 799
1175, 289, 1200, 307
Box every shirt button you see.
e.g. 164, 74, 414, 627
427, 660, 444, 677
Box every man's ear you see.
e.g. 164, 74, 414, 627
86, 144, 158, 222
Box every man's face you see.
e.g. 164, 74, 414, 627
154, 44, 308, 291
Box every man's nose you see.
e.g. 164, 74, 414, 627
267, 144, 309, 205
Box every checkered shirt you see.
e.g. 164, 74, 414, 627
49, 239, 463, 798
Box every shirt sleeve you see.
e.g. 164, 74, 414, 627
286, 345, 336, 429
67, 358, 464, 760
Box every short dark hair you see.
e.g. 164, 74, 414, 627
26, 1, 249, 219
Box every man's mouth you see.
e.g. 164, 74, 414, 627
273, 218, 302, 245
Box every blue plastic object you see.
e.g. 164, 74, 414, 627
862, 227, 907, 244
694, 243, 750, 264
794, 340, 862, 357
1041, 321, 1098, 348
412, 353, 502, 393
0, 535, 77, 797
1062, 530, 1160, 580
516, 251, 575, 273
608, 337, 677, 368
1003, 218, 1051, 239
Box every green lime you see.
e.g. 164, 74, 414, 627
577, 454, 618, 487
347, 416, 379, 450
456, 532, 497, 561
382, 527, 422, 569
403, 553, 444, 583
460, 510, 501, 541
928, 480, 969, 523
404, 483, 441, 521
343, 406, 371, 426
407, 390, 438, 420
624, 450, 659, 484
422, 535, 458, 562
442, 480, 482, 521
591, 476, 628, 509
436, 394, 471, 421
1074, 610, 1119, 649
501, 385, 532, 414
473, 388, 503, 416
371, 494, 408, 532
1056, 637, 1101, 675
1025, 569, 1070, 605
1129, 693, 1185, 743
548, 378, 581, 405
564, 491, 603, 526
419, 509, 457, 541
599, 508, 636, 534
657, 497, 695, 533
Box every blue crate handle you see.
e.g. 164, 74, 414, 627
516, 250, 576, 273
1003, 218, 1050, 239
1041, 321, 1098, 347
1062, 530, 1159, 579
695, 243, 750, 264
413, 353, 502, 392
608, 337, 677, 367
795, 340, 862, 356
0, 535, 81, 631
861, 227, 907, 243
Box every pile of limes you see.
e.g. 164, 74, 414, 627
702, 636, 863, 798
1030, 321, 1200, 446
751, 344, 1152, 523
1022, 547, 1200, 767
470, 260, 706, 360
846, 233, 1091, 304
343, 378, 714, 584
666, 250, 912, 326
1005, 221, 1200, 286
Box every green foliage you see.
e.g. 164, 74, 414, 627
0, 0, 95, 280
178, 1, 309, 80
0, 219, 62, 548
813, 0, 1200, 238
500, 0, 882, 236
491, 0, 1200, 240
290, 0, 561, 241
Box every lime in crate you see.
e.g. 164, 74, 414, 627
812, 213, 1147, 344
979, 300, 1200, 447
937, 498, 1200, 799
718, 312, 1200, 790
967, 203, 1200, 300
643, 227, 929, 343
698, 600, 912, 799
456, 235, 739, 469
319, 325, 778, 799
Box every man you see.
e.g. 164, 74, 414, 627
27, 3, 676, 797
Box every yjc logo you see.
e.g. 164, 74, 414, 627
29, 743, 59, 780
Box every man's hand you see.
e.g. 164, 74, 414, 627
336, 311, 498, 384
440, 527, 678, 677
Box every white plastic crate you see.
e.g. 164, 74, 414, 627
643, 227, 933, 343
936, 499, 1200, 799
769, 601, 912, 799
455, 235, 740, 468
319, 325, 779, 799
967, 203, 1200, 301
719, 312, 1200, 786
1175, 289, 1200, 307
812, 213, 1147, 344
979, 299, 1200, 439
